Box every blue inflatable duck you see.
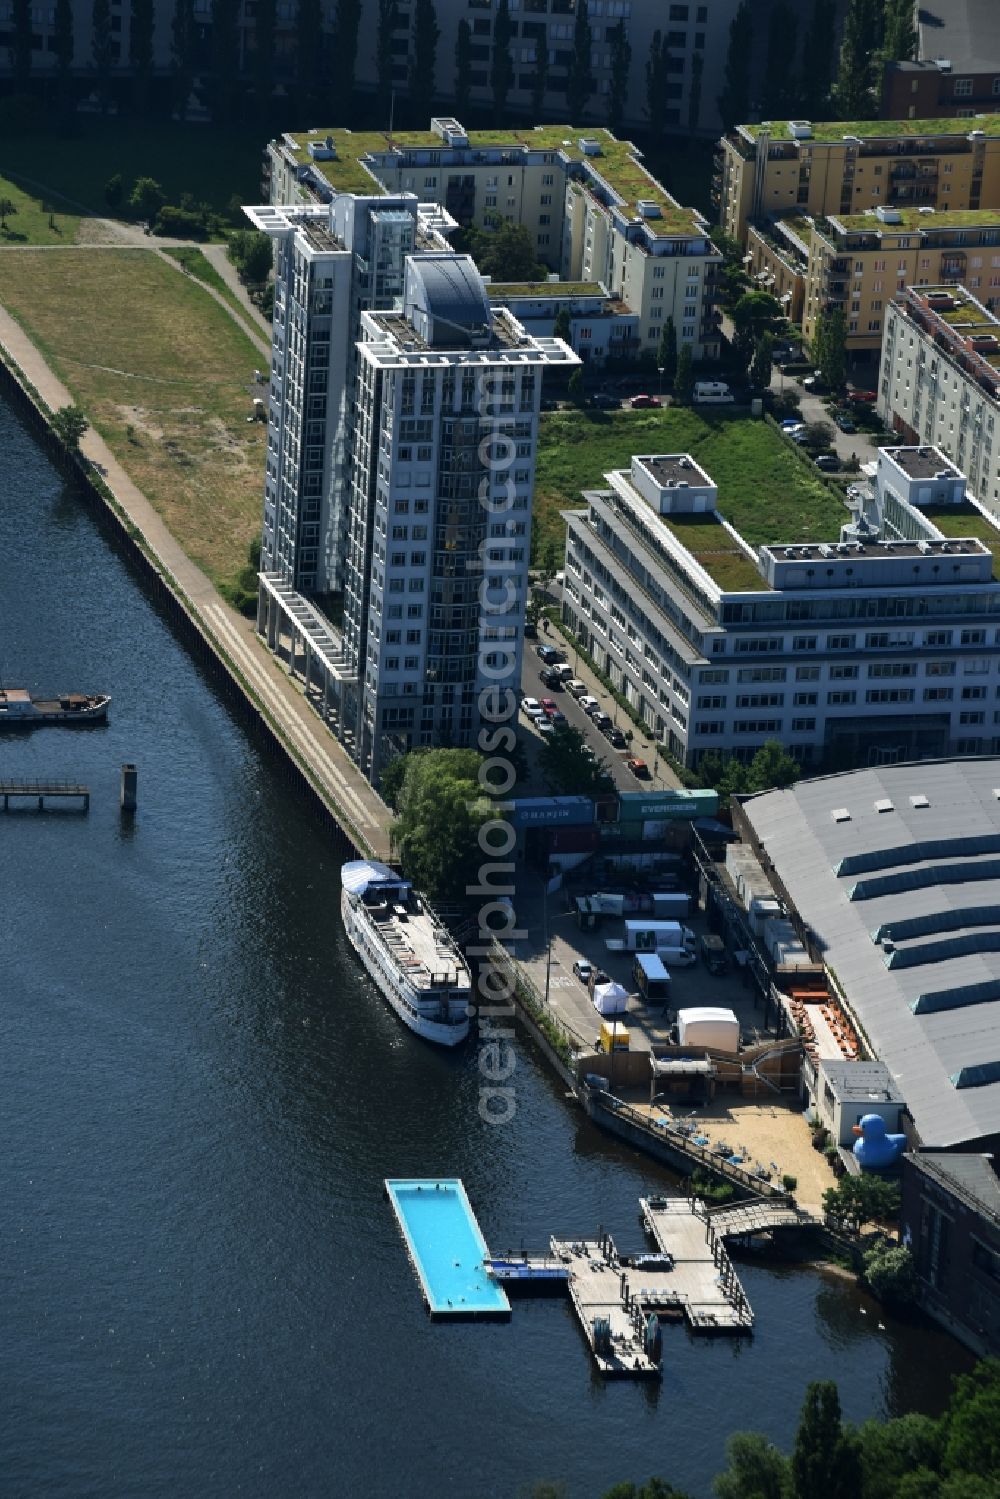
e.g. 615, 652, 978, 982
852, 1113, 907, 1170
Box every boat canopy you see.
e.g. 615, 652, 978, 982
341, 860, 409, 896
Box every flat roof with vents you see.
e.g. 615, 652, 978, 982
740, 758, 1000, 1149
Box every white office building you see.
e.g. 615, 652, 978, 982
880, 284, 1000, 514
343, 254, 577, 783
562, 444, 1000, 769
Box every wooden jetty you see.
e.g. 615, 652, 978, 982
639, 1196, 754, 1333
552, 1237, 663, 1378
1, 779, 90, 811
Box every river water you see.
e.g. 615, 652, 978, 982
0, 394, 972, 1499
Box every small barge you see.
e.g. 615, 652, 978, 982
0, 689, 110, 726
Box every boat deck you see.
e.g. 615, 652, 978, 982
365, 899, 471, 993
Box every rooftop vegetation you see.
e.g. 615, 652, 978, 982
741, 113, 1000, 143
657, 513, 765, 592
285, 124, 705, 238
832, 206, 1000, 232
487, 280, 604, 298
925, 502, 1000, 578
535, 408, 849, 591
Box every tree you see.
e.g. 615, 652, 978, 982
791, 1382, 861, 1499
833, 0, 878, 119
814, 306, 847, 390
732, 290, 783, 335
749, 331, 774, 392
228, 228, 273, 284
51, 404, 89, 449
129, 0, 155, 109
91, 0, 113, 111
253, 0, 276, 117
658, 317, 677, 392
822, 1174, 900, 1234
129, 176, 166, 220
331, 0, 361, 112
392, 748, 491, 903
608, 21, 630, 133
800, 0, 836, 117
799, 419, 834, 451
53, 0, 74, 98
674, 344, 694, 405
0, 196, 17, 232
374, 0, 397, 114
714, 1431, 789, 1499
529, 24, 548, 118
211, 0, 241, 121
882, 0, 917, 64
297, 0, 324, 116
857, 1412, 944, 1499
11, 0, 32, 90
747, 738, 799, 791
104, 173, 123, 209
465, 221, 545, 282
688, 49, 704, 134
645, 32, 669, 142
567, 367, 585, 406
717, 1, 752, 131
863, 1242, 917, 1307
554, 306, 572, 343
409, 0, 439, 122
566, 0, 594, 120
454, 19, 472, 117
942, 1361, 1000, 1481
761, 0, 798, 120
540, 725, 614, 797
171, 0, 197, 117
490, 0, 514, 123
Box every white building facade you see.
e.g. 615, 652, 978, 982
879, 284, 1000, 514
562, 446, 1000, 769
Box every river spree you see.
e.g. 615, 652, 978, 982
0, 394, 972, 1499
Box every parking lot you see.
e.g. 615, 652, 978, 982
519, 631, 681, 793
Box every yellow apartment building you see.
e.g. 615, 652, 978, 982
716, 115, 1000, 247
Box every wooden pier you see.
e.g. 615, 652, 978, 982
1, 779, 90, 811
639, 1197, 755, 1333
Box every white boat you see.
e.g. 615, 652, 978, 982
340, 860, 471, 1046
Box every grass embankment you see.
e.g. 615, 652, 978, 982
533, 408, 847, 569
0, 248, 265, 591
0, 173, 83, 244
161, 246, 254, 325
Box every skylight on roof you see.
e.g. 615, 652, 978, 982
875, 798, 894, 814
910, 794, 930, 809
831, 807, 851, 823
951, 1060, 1000, 1090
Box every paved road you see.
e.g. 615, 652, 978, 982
519, 624, 682, 792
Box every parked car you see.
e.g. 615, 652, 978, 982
814, 453, 840, 472
539, 667, 564, 689
780, 418, 804, 431
630, 394, 661, 409
541, 697, 559, 716
524, 620, 538, 639
567, 678, 588, 697
536, 717, 555, 735
849, 388, 878, 403
791, 429, 811, 445
549, 710, 568, 728
626, 756, 650, 778
802, 373, 825, 392
572, 960, 594, 984
536, 643, 561, 664
591, 391, 618, 409
833, 412, 856, 434
699, 934, 728, 974
587, 968, 612, 994
521, 696, 544, 719
579, 696, 600, 716
592, 711, 612, 731
607, 727, 627, 749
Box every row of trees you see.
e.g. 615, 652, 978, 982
533, 1362, 1000, 1499
717, 0, 916, 132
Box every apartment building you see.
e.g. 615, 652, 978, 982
245, 192, 458, 594
716, 115, 1000, 248
803, 205, 1000, 358
879, 284, 1000, 512
268, 117, 722, 360
342, 254, 576, 783
561, 445, 1000, 770
0, 0, 739, 137
483, 281, 640, 363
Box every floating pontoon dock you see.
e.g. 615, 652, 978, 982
385, 1178, 511, 1319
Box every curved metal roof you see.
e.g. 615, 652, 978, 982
341, 860, 406, 894
407, 255, 492, 345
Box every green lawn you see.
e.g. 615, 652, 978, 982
924, 503, 1000, 578
161, 246, 252, 325
0, 248, 266, 590
2, 120, 262, 221
534, 408, 849, 577
0, 172, 83, 244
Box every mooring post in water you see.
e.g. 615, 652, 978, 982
120, 763, 137, 814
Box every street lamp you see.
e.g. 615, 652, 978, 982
657, 365, 665, 403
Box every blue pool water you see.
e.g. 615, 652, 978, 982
386, 1180, 511, 1316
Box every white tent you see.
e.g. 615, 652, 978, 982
592, 981, 629, 1017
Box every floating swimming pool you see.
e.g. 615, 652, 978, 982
385, 1178, 511, 1318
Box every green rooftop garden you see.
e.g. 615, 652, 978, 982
487, 281, 604, 299
924, 503, 1000, 578
742, 114, 1000, 143
283, 124, 705, 238
657, 512, 765, 592
535, 408, 849, 591
832, 206, 1000, 232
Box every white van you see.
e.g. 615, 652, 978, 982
552, 663, 574, 682
694, 381, 735, 405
